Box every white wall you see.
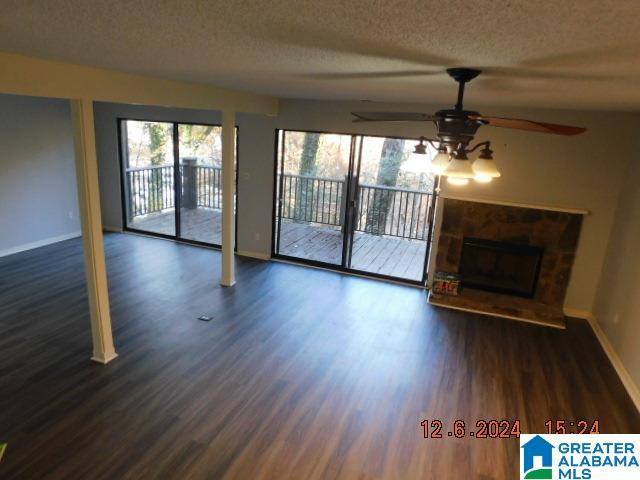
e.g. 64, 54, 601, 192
593, 151, 640, 392
0, 94, 80, 256
95, 98, 639, 314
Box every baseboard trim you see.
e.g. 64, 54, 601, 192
236, 250, 271, 261
586, 315, 640, 414
0, 231, 81, 258
102, 225, 122, 233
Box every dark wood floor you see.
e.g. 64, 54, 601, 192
0, 233, 638, 479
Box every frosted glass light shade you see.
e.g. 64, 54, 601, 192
472, 157, 501, 178
474, 174, 493, 183
443, 157, 475, 178
430, 151, 450, 174
404, 151, 430, 172
447, 177, 469, 186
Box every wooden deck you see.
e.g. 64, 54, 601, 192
129, 208, 223, 245
278, 221, 427, 281
129, 209, 427, 281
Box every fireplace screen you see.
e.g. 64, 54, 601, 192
459, 238, 544, 298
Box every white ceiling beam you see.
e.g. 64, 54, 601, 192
0, 51, 278, 115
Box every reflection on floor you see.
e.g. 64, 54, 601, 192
278, 219, 427, 281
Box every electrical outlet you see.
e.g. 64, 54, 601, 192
68, 211, 74, 219
613, 313, 620, 325
255, 233, 260, 241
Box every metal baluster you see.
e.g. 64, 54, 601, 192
330, 180, 334, 224
135, 172, 140, 214
217, 168, 221, 209
321, 180, 325, 223
379, 189, 385, 235
304, 178, 310, 222
409, 192, 417, 239
391, 190, 397, 237
402, 192, 409, 238
139, 171, 144, 214
422, 195, 431, 239
154, 169, 158, 212
312, 179, 318, 223
287, 175, 292, 219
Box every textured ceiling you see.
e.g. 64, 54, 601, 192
1, 0, 640, 110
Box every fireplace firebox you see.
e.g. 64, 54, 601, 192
459, 238, 544, 298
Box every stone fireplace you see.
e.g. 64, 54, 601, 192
429, 198, 584, 328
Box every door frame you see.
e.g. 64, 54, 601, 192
117, 117, 239, 250
270, 128, 437, 286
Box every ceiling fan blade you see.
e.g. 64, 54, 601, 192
298, 70, 442, 80
352, 112, 438, 123
470, 115, 586, 135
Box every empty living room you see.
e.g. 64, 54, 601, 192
2, 1, 640, 479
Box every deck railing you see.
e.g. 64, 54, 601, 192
279, 174, 344, 226
126, 166, 432, 241
126, 165, 175, 218
125, 163, 222, 220
278, 173, 433, 241
355, 184, 433, 240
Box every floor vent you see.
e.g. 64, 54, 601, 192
198, 315, 213, 322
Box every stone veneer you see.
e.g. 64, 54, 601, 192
436, 198, 583, 307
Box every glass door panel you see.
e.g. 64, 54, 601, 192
349, 136, 436, 282
122, 120, 176, 236
275, 131, 352, 265
178, 124, 224, 245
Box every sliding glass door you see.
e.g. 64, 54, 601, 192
177, 124, 225, 245
121, 120, 176, 237
273, 130, 436, 284
349, 136, 436, 281
120, 119, 236, 247
274, 131, 353, 265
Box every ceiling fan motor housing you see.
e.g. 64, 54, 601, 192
435, 109, 484, 149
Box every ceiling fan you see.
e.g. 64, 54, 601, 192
351, 68, 587, 185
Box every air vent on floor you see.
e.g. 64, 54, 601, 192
198, 315, 213, 322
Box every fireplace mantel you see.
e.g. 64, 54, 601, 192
441, 194, 590, 216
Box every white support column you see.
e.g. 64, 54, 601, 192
70, 98, 117, 364
220, 109, 236, 287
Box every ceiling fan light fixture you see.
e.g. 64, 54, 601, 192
412, 138, 427, 155
472, 147, 501, 178
443, 150, 475, 178
430, 146, 450, 174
